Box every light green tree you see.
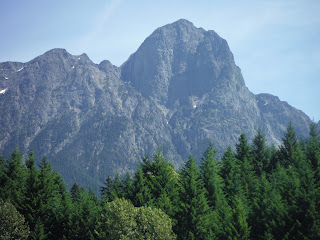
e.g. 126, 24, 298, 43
97, 198, 176, 240
0, 200, 30, 240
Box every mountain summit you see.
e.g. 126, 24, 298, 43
0, 20, 311, 192
121, 19, 239, 106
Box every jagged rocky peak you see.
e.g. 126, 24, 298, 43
121, 19, 240, 107
32, 48, 93, 65
99, 60, 120, 76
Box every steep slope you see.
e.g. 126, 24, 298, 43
0, 19, 312, 191
256, 93, 311, 144
0, 49, 181, 191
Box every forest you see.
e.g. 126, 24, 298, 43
0, 122, 320, 239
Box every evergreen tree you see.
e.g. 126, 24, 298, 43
279, 122, 299, 168
131, 165, 152, 207
29, 218, 47, 240
101, 173, 124, 202
219, 146, 244, 204
250, 173, 287, 240
306, 122, 320, 170
200, 145, 233, 239
288, 142, 319, 239
4, 148, 26, 209
235, 133, 251, 163
229, 195, 251, 240
21, 151, 40, 232
141, 150, 179, 221
38, 156, 55, 207
69, 188, 101, 240
251, 130, 270, 175
235, 134, 258, 203
200, 145, 222, 208
70, 182, 81, 204
45, 171, 72, 240
37, 156, 68, 239
176, 155, 213, 239
121, 172, 134, 200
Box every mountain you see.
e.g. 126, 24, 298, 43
121, 19, 310, 157
0, 19, 311, 192
0, 49, 181, 191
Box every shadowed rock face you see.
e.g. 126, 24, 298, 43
0, 19, 311, 192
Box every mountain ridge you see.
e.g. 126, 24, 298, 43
0, 20, 312, 192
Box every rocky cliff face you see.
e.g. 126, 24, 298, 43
0, 49, 181, 191
0, 19, 312, 191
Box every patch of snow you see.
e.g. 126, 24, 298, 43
0, 88, 8, 94
78, 57, 81, 60
17, 67, 24, 72
72, 66, 75, 69
166, 121, 169, 124
4, 77, 8, 80
193, 104, 197, 109
264, 102, 268, 106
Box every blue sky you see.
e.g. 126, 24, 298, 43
1, 0, 319, 121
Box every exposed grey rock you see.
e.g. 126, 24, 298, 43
0, 20, 312, 192
256, 93, 311, 144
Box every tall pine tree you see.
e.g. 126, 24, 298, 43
4, 148, 26, 209
200, 145, 233, 239
176, 155, 213, 239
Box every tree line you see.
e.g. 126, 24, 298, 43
0, 122, 320, 239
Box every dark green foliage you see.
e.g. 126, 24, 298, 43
131, 165, 152, 206
176, 155, 213, 239
29, 219, 46, 240
307, 122, 320, 171
100, 173, 126, 202
249, 173, 287, 239
229, 194, 251, 239
70, 182, 81, 203
279, 122, 299, 167
200, 145, 233, 238
1, 122, 320, 239
251, 130, 270, 175
69, 187, 101, 240
219, 147, 239, 199
4, 149, 26, 208
235, 134, 258, 224
137, 150, 179, 220
236, 133, 251, 163
21, 151, 40, 232
200, 145, 222, 208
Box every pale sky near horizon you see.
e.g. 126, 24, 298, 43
1, 0, 319, 121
